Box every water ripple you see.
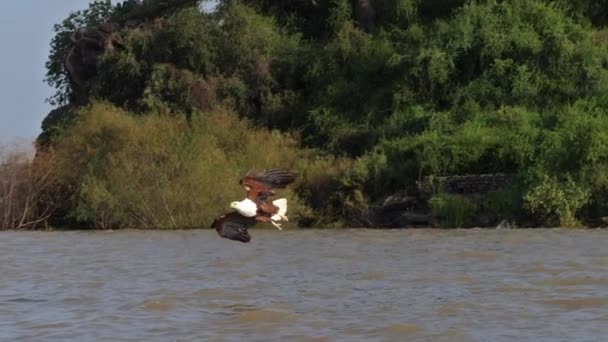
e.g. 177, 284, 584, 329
0, 229, 607, 341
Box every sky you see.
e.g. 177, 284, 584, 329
0, 1, 216, 145
0, 1, 105, 144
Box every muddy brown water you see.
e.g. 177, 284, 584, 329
1, 229, 607, 341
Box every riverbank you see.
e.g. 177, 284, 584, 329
6, 1, 608, 230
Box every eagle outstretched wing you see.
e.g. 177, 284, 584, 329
212, 211, 257, 243
239, 169, 297, 201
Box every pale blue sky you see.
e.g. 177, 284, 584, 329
0, 1, 108, 144
0, 1, 216, 144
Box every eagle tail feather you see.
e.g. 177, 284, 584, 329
271, 198, 288, 221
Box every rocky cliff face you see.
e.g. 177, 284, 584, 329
38, 0, 199, 146
362, 173, 515, 228
37, 23, 121, 147
365, 192, 434, 228
425, 173, 514, 195
64, 22, 120, 105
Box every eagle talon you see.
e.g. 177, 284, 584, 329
271, 220, 283, 230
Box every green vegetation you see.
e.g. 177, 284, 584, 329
11, 0, 608, 229
51, 102, 318, 229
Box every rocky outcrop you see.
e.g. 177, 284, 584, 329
61, 0, 200, 104
423, 173, 514, 195
364, 192, 434, 228
38, 23, 122, 145
64, 22, 120, 105
361, 173, 516, 228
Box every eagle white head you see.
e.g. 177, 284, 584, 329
230, 199, 258, 217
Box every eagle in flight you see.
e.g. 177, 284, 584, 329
212, 169, 297, 243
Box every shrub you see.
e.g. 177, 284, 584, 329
53, 101, 313, 229
0, 142, 60, 229
523, 172, 590, 227
429, 193, 478, 228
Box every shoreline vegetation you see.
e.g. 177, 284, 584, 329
3, 0, 608, 230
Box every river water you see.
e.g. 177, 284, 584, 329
1, 229, 607, 341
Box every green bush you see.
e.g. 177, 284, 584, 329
429, 193, 478, 228
38, 0, 608, 227
53, 102, 313, 229
524, 172, 590, 227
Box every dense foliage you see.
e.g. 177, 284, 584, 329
35, 0, 608, 228
51, 102, 320, 229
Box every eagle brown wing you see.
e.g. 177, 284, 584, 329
257, 201, 279, 216
239, 169, 297, 201
212, 211, 257, 243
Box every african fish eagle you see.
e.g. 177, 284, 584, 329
212, 169, 297, 243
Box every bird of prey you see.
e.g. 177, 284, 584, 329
212, 169, 297, 243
